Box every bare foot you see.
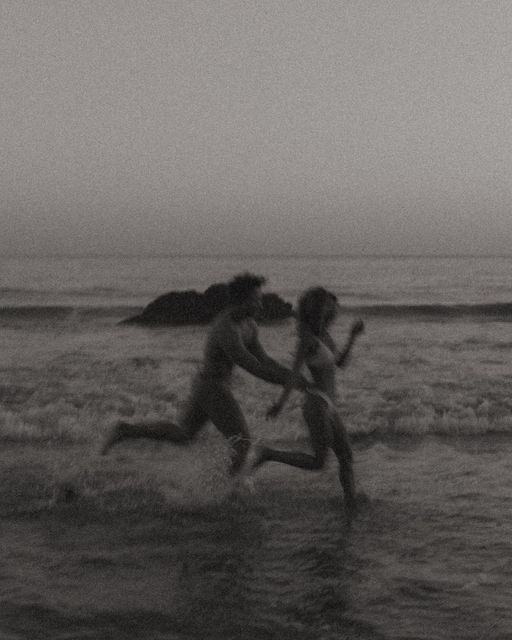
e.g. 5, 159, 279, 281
344, 491, 370, 524
246, 442, 265, 471
344, 495, 359, 525
100, 421, 127, 455
230, 474, 256, 498
356, 490, 370, 507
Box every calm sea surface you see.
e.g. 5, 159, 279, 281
2, 254, 512, 307
0, 255, 511, 639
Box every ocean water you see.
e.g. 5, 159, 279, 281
0, 255, 511, 639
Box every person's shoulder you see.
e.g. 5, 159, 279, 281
211, 309, 242, 335
243, 317, 258, 331
210, 309, 231, 329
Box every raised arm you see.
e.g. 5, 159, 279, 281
334, 319, 365, 368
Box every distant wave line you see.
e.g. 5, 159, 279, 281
2, 301, 512, 322
0, 305, 143, 321
0, 286, 137, 296
337, 302, 512, 320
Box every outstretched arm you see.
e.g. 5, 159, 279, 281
266, 338, 309, 418
335, 319, 365, 368
220, 319, 295, 386
248, 329, 302, 383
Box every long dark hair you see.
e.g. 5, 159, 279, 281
297, 287, 337, 336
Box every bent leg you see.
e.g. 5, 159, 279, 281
201, 384, 251, 476
331, 412, 357, 517
254, 447, 325, 470
254, 396, 329, 471
101, 380, 208, 454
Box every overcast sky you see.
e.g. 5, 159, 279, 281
2, 1, 511, 256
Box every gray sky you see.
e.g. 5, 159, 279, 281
2, 0, 511, 256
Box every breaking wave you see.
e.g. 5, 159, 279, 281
0, 305, 142, 326
3, 301, 512, 327
339, 302, 512, 321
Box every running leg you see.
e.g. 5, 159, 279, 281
253, 396, 329, 471
331, 412, 357, 519
101, 381, 208, 454
202, 385, 252, 476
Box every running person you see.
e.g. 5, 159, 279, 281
253, 287, 364, 520
101, 273, 309, 477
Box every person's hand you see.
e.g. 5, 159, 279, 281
266, 403, 282, 419
303, 381, 316, 394
350, 319, 365, 336
296, 375, 312, 392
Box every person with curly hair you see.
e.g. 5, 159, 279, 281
101, 273, 309, 478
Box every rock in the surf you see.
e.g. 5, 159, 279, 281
122, 283, 293, 326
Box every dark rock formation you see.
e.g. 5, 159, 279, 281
122, 283, 293, 326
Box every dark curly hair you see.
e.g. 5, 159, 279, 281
297, 286, 337, 336
228, 272, 266, 304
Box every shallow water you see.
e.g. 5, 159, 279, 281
0, 433, 511, 640
1, 255, 512, 638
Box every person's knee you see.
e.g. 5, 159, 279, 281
227, 435, 250, 475
334, 445, 353, 466
311, 447, 327, 469
170, 423, 196, 443
230, 433, 250, 455
302, 403, 330, 439
302, 403, 318, 426
333, 428, 353, 464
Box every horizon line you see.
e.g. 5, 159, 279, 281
2, 252, 512, 260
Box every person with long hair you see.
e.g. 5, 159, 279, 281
101, 273, 309, 478
252, 286, 364, 520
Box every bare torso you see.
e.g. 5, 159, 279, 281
304, 332, 337, 399
200, 309, 257, 381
